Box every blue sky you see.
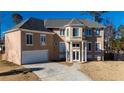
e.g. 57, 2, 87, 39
1, 11, 124, 33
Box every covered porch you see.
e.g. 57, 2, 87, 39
65, 40, 87, 63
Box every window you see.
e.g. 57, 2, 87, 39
26, 33, 33, 45
96, 29, 100, 36
85, 29, 92, 36
60, 29, 65, 36
73, 28, 80, 37
87, 42, 92, 51
96, 43, 101, 51
54, 40, 58, 46
67, 28, 69, 37
40, 34, 46, 45
72, 43, 80, 48
59, 42, 65, 52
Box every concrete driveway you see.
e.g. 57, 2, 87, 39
23, 62, 92, 81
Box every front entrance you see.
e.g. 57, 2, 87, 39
72, 50, 80, 61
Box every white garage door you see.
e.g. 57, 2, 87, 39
22, 50, 48, 64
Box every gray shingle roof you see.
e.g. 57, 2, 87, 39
44, 19, 70, 28
81, 19, 105, 28
45, 18, 105, 28
11, 17, 105, 31
67, 18, 84, 26
12, 17, 47, 31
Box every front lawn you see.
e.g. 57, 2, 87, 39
0, 60, 39, 81
80, 61, 124, 81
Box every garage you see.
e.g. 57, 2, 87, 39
22, 50, 48, 64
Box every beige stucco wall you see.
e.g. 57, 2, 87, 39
53, 28, 66, 41
65, 26, 83, 42
4, 30, 21, 65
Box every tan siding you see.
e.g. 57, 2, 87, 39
4, 30, 21, 65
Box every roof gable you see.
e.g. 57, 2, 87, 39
67, 18, 84, 26
12, 17, 47, 31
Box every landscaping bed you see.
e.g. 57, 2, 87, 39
80, 61, 124, 81
0, 60, 40, 81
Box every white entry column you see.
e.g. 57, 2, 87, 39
84, 41, 87, 62
66, 42, 69, 62
81, 41, 84, 62
70, 41, 73, 62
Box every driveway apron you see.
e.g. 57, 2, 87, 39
23, 62, 92, 81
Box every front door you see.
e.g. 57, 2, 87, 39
72, 50, 80, 61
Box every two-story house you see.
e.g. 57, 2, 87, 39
3, 17, 105, 65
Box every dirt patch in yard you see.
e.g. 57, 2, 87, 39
80, 61, 124, 81
0, 60, 39, 81
57, 61, 73, 67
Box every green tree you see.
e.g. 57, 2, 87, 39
112, 25, 124, 51
114, 39, 121, 50
118, 25, 124, 38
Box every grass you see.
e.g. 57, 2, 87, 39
80, 61, 124, 81
0, 60, 40, 81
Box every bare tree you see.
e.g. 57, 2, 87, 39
0, 12, 5, 53
12, 13, 23, 25
81, 11, 107, 23
0, 12, 3, 41
104, 18, 115, 53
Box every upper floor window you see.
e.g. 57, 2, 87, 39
40, 34, 46, 45
72, 43, 80, 48
85, 29, 92, 36
87, 42, 92, 51
26, 33, 33, 45
67, 28, 69, 37
96, 43, 101, 51
96, 29, 100, 36
73, 28, 80, 37
60, 29, 65, 36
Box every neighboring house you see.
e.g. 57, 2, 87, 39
3, 17, 105, 65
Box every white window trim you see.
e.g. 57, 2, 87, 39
60, 29, 65, 36
96, 29, 101, 36
87, 42, 92, 52
72, 43, 80, 48
72, 27, 80, 37
95, 42, 101, 52
85, 29, 92, 36
40, 34, 46, 46
66, 28, 69, 37
26, 33, 33, 46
